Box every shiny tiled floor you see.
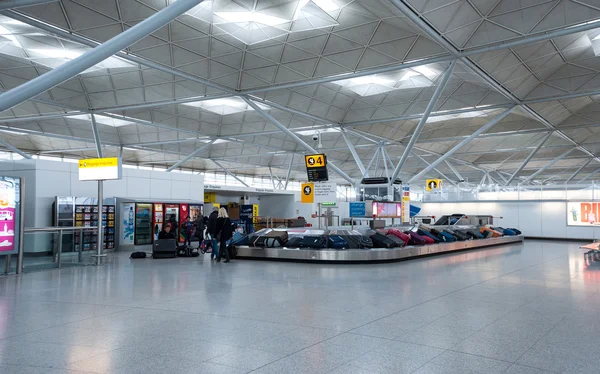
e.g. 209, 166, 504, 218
0, 240, 598, 373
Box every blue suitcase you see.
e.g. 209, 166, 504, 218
418, 230, 440, 243
439, 231, 456, 242
231, 232, 248, 245
327, 235, 348, 250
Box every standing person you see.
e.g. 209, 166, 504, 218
183, 216, 194, 246
206, 207, 219, 260
215, 207, 232, 263
167, 214, 178, 240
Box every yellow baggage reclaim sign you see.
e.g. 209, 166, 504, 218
78, 157, 122, 181
426, 179, 442, 191
301, 183, 314, 203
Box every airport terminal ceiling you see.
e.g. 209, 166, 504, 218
1, 0, 600, 186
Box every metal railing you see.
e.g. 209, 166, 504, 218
10, 226, 100, 274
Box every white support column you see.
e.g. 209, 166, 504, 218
242, 96, 356, 185
340, 127, 366, 177
409, 107, 516, 184
212, 160, 249, 187
0, 0, 207, 113
522, 148, 575, 184
390, 61, 456, 184
566, 158, 593, 184
505, 132, 553, 185
166, 140, 214, 172
268, 167, 276, 189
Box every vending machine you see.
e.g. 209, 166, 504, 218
152, 203, 164, 242
165, 204, 179, 239
189, 204, 203, 241
178, 204, 189, 243
134, 203, 152, 245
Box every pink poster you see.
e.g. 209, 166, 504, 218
0, 178, 16, 252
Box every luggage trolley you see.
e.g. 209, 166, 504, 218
584, 243, 600, 265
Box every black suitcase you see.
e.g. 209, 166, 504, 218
386, 234, 405, 248
286, 236, 303, 247
450, 229, 469, 241
300, 236, 326, 249
265, 230, 289, 246
370, 232, 396, 249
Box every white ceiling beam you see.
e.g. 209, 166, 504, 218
521, 148, 576, 184
0, 0, 209, 113
166, 140, 215, 172
340, 127, 366, 177
242, 96, 356, 185
90, 114, 103, 158
577, 168, 600, 185
505, 132, 553, 185
284, 154, 294, 190
3, 8, 234, 97
211, 160, 249, 187
390, 61, 456, 183
408, 107, 516, 184
0, 0, 58, 11
566, 158, 594, 184
389, 0, 600, 167
0, 136, 32, 159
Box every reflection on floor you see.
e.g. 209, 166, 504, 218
0, 240, 598, 373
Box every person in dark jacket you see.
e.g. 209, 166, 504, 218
215, 207, 232, 263
206, 207, 219, 260
158, 224, 176, 240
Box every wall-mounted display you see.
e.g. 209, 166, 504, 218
0, 177, 20, 255
568, 201, 600, 226
372, 202, 402, 218
121, 202, 135, 245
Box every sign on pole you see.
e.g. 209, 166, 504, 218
349, 201, 366, 217
314, 182, 337, 203
79, 157, 122, 181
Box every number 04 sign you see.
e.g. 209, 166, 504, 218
305, 154, 326, 168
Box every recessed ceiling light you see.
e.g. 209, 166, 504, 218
30, 49, 84, 60
182, 97, 269, 115
68, 114, 134, 127
214, 12, 289, 26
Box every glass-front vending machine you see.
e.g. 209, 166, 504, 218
152, 203, 163, 242
134, 203, 152, 245
165, 204, 179, 239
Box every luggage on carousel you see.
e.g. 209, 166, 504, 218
438, 231, 457, 242
386, 234, 406, 247
231, 232, 249, 246
407, 231, 427, 246
387, 228, 410, 246
480, 227, 494, 238
265, 230, 289, 246
286, 236, 303, 247
370, 232, 397, 248
466, 230, 484, 240
507, 228, 522, 235
417, 229, 439, 243
328, 235, 348, 250
449, 229, 469, 241
300, 236, 326, 249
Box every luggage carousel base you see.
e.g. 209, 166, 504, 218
236, 235, 524, 263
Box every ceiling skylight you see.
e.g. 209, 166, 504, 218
331, 68, 437, 97
182, 97, 269, 115
185, 0, 339, 45
0, 17, 134, 72
425, 109, 492, 124
68, 114, 135, 128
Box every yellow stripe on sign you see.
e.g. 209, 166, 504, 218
79, 158, 119, 168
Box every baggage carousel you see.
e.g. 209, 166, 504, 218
236, 235, 524, 263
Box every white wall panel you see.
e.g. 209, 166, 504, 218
541, 201, 567, 238
150, 179, 171, 199
126, 177, 150, 199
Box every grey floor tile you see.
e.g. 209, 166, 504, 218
208, 347, 287, 371
504, 364, 557, 374
0, 242, 594, 374
428, 351, 512, 374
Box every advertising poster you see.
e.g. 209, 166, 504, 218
0, 177, 18, 253
121, 202, 135, 245
153, 203, 163, 242
372, 202, 402, 218
179, 204, 189, 242
402, 185, 410, 223
189, 204, 203, 241
349, 202, 366, 217
567, 201, 600, 226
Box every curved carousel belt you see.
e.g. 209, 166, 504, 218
236, 235, 524, 262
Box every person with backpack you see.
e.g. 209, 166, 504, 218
206, 207, 219, 260
195, 214, 205, 242
215, 207, 232, 263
